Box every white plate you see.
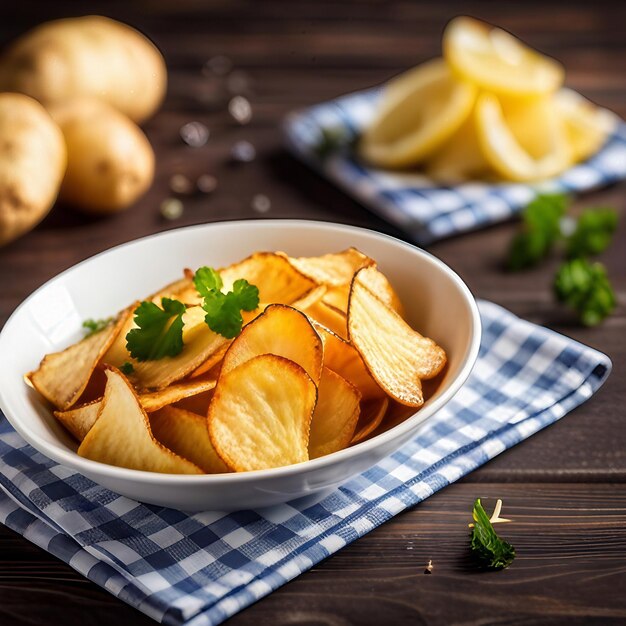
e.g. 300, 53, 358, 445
0, 220, 481, 511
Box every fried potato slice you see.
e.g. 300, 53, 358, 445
209, 354, 317, 471
104, 305, 228, 390
29, 312, 128, 410
356, 266, 405, 317
351, 397, 389, 444
53, 378, 217, 442
221, 304, 323, 384
302, 299, 348, 339
314, 322, 384, 400
321, 267, 404, 317
54, 400, 101, 442
280, 248, 373, 287
173, 252, 318, 307
348, 268, 446, 407
138, 378, 217, 412
150, 406, 229, 474
78, 368, 202, 473
309, 368, 360, 459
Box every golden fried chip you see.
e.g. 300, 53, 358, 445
348, 268, 446, 407
280, 248, 373, 286
223, 252, 317, 302
150, 406, 229, 474
351, 397, 389, 443
221, 304, 323, 384
54, 400, 101, 442
78, 368, 202, 474
314, 322, 384, 400
29, 312, 128, 410
104, 305, 228, 390
356, 266, 405, 317
309, 368, 360, 459
209, 354, 317, 471
291, 285, 327, 311
302, 300, 347, 339
138, 378, 217, 412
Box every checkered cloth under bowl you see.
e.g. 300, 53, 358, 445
284, 89, 626, 244
0, 301, 611, 625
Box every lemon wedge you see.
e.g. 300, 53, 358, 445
443, 16, 564, 97
554, 88, 618, 162
426, 106, 492, 183
475, 93, 571, 182
359, 58, 476, 168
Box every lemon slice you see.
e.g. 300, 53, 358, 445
426, 106, 492, 183
359, 58, 476, 168
475, 93, 571, 182
443, 16, 564, 97
554, 88, 618, 162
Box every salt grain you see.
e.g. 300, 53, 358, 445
160, 198, 184, 220
180, 121, 209, 147
251, 194, 271, 213
231, 140, 256, 163
197, 174, 218, 194
228, 96, 252, 125
169, 174, 194, 194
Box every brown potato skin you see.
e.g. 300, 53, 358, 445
0, 93, 66, 246
49, 98, 155, 214
0, 16, 167, 123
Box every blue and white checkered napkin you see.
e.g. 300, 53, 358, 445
284, 89, 626, 244
0, 301, 611, 625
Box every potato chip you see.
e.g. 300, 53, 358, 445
321, 284, 351, 313
291, 285, 327, 311
220, 304, 323, 384
309, 368, 360, 459
53, 378, 216, 441
224, 252, 317, 302
78, 368, 202, 473
150, 406, 229, 474
356, 266, 405, 317
29, 312, 128, 410
348, 268, 446, 406
314, 322, 384, 400
138, 378, 216, 412
54, 400, 101, 442
280, 248, 373, 287
302, 299, 347, 339
351, 397, 389, 443
209, 354, 316, 471
104, 305, 228, 390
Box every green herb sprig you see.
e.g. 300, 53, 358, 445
82, 317, 114, 337
124, 267, 259, 362
469, 498, 515, 570
194, 266, 259, 339
507, 194, 617, 325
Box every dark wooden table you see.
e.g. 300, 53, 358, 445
1, 1, 625, 624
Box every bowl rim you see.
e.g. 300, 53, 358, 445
0, 219, 482, 485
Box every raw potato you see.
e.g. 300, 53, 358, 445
0, 16, 166, 123
49, 98, 155, 214
0, 93, 66, 246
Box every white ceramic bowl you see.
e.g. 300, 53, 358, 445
0, 220, 480, 511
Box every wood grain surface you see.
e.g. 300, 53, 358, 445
0, 1, 625, 625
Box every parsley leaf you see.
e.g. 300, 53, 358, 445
120, 362, 135, 375
82, 317, 113, 337
566, 208, 618, 258
125, 298, 187, 361
194, 267, 259, 339
312, 127, 354, 161
469, 498, 515, 570
554, 258, 616, 326
507, 193, 568, 270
